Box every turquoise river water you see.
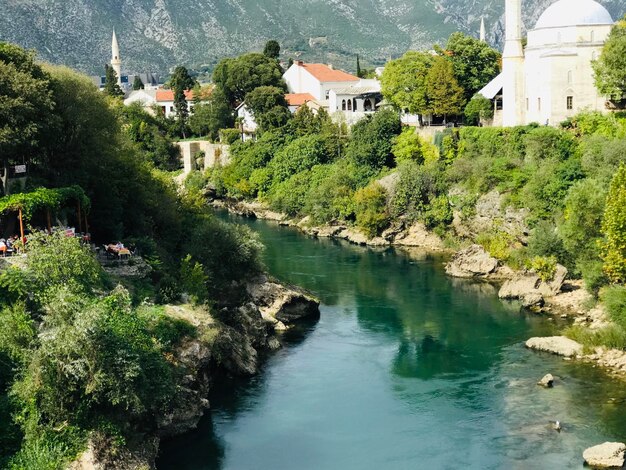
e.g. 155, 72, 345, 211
158, 214, 626, 469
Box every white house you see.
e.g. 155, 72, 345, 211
285, 93, 318, 113
283, 61, 360, 101
327, 79, 382, 125
480, 0, 617, 127
236, 103, 258, 141
123, 88, 196, 118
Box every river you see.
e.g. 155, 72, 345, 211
158, 214, 626, 469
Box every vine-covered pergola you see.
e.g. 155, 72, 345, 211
0, 186, 91, 243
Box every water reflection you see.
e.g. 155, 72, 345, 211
158, 215, 626, 470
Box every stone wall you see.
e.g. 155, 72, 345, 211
176, 141, 230, 175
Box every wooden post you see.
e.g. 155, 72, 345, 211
77, 200, 83, 233
18, 207, 25, 249
46, 208, 52, 233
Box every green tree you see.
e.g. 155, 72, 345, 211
356, 54, 362, 78
380, 51, 434, 117
132, 75, 144, 90
169, 65, 197, 138
602, 164, 626, 283
440, 32, 501, 102
103, 64, 123, 98
244, 86, 291, 132
346, 108, 402, 168
464, 95, 494, 125
213, 53, 286, 106
426, 57, 466, 119
354, 182, 389, 237
593, 16, 626, 102
263, 40, 281, 59
188, 86, 234, 140
0, 42, 54, 187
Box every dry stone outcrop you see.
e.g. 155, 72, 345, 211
525, 336, 583, 358
583, 442, 626, 468
445, 244, 500, 278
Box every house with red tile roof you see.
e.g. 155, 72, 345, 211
283, 61, 360, 101
124, 88, 206, 118
285, 93, 317, 112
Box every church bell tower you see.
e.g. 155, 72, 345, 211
111, 30, 122, 86
502, 0, 525, 126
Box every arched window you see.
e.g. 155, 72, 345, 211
364, 99, 372, 111
352, 99, 357, 111
567, 70, 572, 84
347, 100, 352, 111
342, 99, 346, 111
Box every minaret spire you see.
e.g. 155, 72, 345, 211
111, 29, 122, 86
501, 0, 525, 126
480, 17, 486, 42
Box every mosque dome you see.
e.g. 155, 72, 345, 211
534, 0, 614, 29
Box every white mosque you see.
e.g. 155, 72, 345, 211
479, 0, 616, 126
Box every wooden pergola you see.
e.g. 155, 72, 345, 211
0, 185, 91, 246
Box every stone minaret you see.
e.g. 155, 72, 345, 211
111, 30, 122, 86
480, 17, 486, 42
501, 0, 525, 126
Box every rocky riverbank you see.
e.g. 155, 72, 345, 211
211, 198, 626, 382
70, 275, 320, 470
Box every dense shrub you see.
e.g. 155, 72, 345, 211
270, 135, 329, 182
602, 165, 626, 283
354, 183, 389, 237
346, 109, 401, 168
601, 285, 626, 331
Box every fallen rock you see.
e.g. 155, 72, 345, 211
445, 245, 499, 278
537, 373, 554, 388
525, 336, 583, 358
394, 222, 445, 251
499, 264, 568, 304
583, 442, 626, 468
521, 292, 545, 308
246, 274, 320, 325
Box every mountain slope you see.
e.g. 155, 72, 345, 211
0, 0, 624, 75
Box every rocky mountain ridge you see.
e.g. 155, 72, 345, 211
0, 0, 624, 75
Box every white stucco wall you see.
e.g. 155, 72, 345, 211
524, 24, 611, 125
284, 64, 323, 100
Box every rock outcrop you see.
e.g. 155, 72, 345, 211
246, 274, 320, 326
445, 244, 501, 278
583, 442, 626, 468
498, 264, 568, 306
525, 336, 583, 358
393, 222, 445, 251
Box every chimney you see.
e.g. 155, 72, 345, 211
328, 64, 334, 70
297, 60, 304, 66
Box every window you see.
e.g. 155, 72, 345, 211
342, 100, 346, 111
325, 90, 330, 100
537, 98, 541, 111
353, 98, 357, 111
567, 96, 573, 110
347, 100, 352, 111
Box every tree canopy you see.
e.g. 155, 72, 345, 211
0, 43, 54, 177
103, 64, 124, 98
440, 32, 501, 102
213, 53, 286, 106
380, 51, 434, 115
244, 86, 291, 132
593, 16, 626, 102
263, 40, 281, 59
426, 56, 466, 117
169, 66, 197, 137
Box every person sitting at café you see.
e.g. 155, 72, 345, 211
0, 239, 7, 256
115, 241, 125, 250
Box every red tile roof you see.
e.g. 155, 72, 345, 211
285, 93, 316, 106
155, 89, 194, 102
299, 63, 359, 83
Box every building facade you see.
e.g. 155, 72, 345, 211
480, 0, 615, 127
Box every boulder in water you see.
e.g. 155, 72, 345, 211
537, 373, 554, 388
525, 336, 583, 358
583, 442, 626, 468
